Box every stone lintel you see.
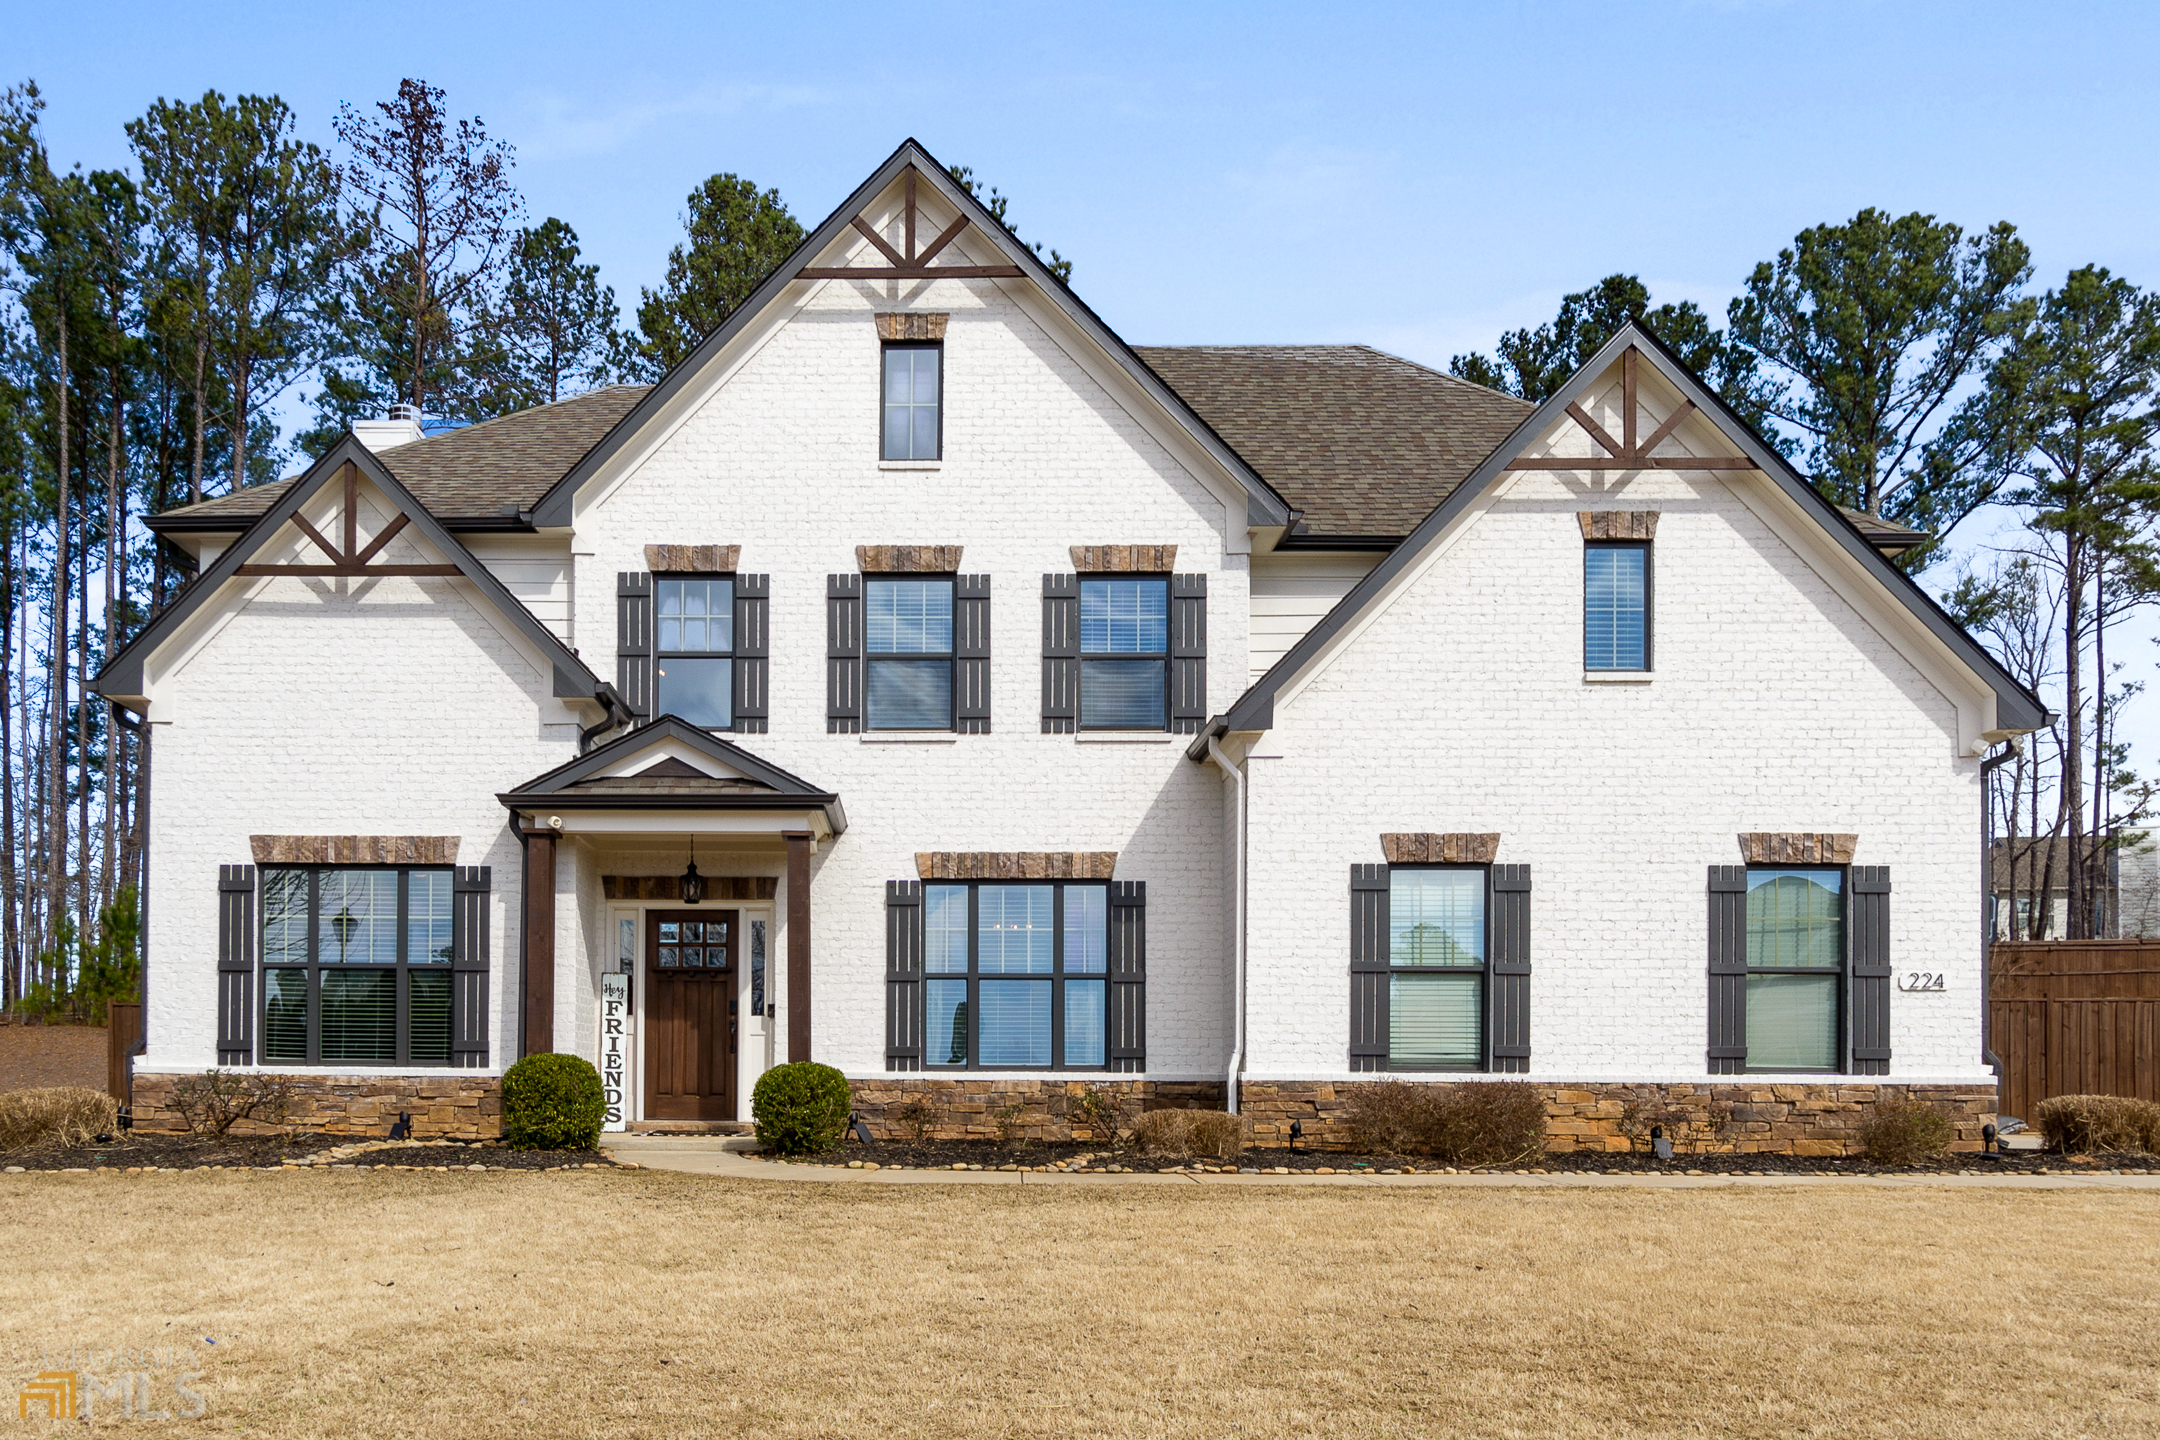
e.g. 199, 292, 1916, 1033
1577, 510, 1659, 541
916, 852, 1118, 881
1739, 832, 1857, 865
645, 544, 741, 574
858, 545, 964, 573
251, 835, 459, 866
1070, 545, 1178, 573
1382, 832, 1500, 865
874, 312, 949, 342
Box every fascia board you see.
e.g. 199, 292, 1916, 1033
496, 801, 841, 840
510, 714, 833, 798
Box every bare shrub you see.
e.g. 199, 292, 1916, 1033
1858, 1095, 1954, 1164
891, 1097, 935, 1144
2035, 1094, 2160, 1154
167, 1070, 294, 1137
991, 1101, 1030, 1147
1131, 1108, 1250, 1161
1343, 1080, 1548, 1165
1345, 1080, 1445, 1154
0, 1087, 120, 1150
1067, 1083, 1130, 1145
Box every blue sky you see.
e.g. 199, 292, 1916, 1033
13, 0, 2160, 761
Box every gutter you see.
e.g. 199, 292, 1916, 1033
1980, 745, 2014, 1085
1204, 732, 1248, 1115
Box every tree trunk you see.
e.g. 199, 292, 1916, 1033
230, 353, 250, 492
2062, 533, 2087, 940
49, 311, 70, 988
188, 321, 208, 505
103, 370, 120, 912
0, 510, 14, 1008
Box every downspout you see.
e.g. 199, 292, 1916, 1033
1205, 734, 1247, 1115
579, 686, 628, 754
1980, 744, 2014, 1083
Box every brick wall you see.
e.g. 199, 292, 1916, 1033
131, 1072, 502, 1140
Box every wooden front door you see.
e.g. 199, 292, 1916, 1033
644, 910, 738, 1120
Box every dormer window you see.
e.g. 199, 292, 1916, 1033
882, 343, 941, 460
655, 575, 734, 728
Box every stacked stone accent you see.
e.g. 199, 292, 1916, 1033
249, 835, 458, 864
848, 1078, 1223, 1143
1576, 510, 1659, 540
1380, 832, 1499, 864
644, 544, 741, 573
130, 1073, 502, 1140
1739, 833, 1858, 864
856, 545, 963, 573
915, 852, 1118, 881
874, 312, 949, 342
1069, 545, 1178, 573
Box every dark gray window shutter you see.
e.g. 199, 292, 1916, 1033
885, 881, 923, 1070
955, 574, 991, 734
1489, 864, 1531, 1073
217, 865, 255, 1065
1041, 574, 1078, 733
1707, 865, 1748, 1073
1109, 881, 1146, 1072
827, 574, 862, 733
1170, 574, 1207, 734
1850, 866, 1892, 1074
1349, 864, 1390, 1072
451, 866, 492, 1068
733, 574, 769, 734
617, 572, 653, 725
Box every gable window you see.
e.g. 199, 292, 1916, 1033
923, 882, 1107, 1069
882, 343, 941, 460
1079, 578, 1168, 729
1387, 868, 1486, 1069
655, 575, 734, 728
866, 577, 954, 729
260, 867, 454, 1066
1745, 868, 1842, 1071
1584, 542, 1650, 670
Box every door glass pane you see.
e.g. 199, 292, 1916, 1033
1063, 885, 1107, 973
1390, 870, 1485, 966
619, 917, 635, 972
1746, 870, 1843, 967
683, 946, 704, 968
409, 970, 451, 1065
263, 968, 309, 1062
1080, 579, 1168, 653
1390, 973, 1481, 1067
750, 919, 767, 1014
658, 947, 680, 968
659, 922, 679, 943
1064, 978, 1106, 1066
866, 659, 952, 729
979, 886, 1053, 973
1079, 659, 1165, 729
262, 869, 309, 965
865, 579, 954, 653
1585, 546, 1646, 669
1748, 973, 1839, 1069
320, 969, 395, 1063
656, 656, 733, 728
408, 871, 453, 964
978, 979, 1052, 1066
925, 885, 970, 973
318, 870, 398, 964
926, 979, 969, 1066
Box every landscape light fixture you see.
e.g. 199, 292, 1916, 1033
1982, 1122, 1998, 1155
851, 1113, 875, 1147
1651, 1124, 1674, 1162
679, 837, 706, 905
389, 1111, 411, 1141
1289, 1119, 1303, 1153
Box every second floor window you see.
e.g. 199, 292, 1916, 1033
1585, 542, 1649, 670
656, 576, 734, 728
882, 343, 941, 460
866, 577, 953, 729
1079, 578, 1167, 729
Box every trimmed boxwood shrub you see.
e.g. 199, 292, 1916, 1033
752, 1062, 853, 1155
502, 1053, 606, 1150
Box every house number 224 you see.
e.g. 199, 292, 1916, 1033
1897, 972, 1947, 992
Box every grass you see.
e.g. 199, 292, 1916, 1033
3, 1172, 2157, 1438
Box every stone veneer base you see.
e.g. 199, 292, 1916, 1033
130, 1072, 502, 1141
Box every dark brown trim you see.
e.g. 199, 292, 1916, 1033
523, 828, 556, 1057
786, 831, 812, 1063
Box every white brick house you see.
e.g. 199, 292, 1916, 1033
93, 142, 2044, 1151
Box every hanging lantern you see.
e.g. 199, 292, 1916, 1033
679, 838, 706, 905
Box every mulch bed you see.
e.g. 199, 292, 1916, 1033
0, 1020, 107, 1091
0, 1130, 612, 1172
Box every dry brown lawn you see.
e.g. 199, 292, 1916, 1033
2, 1171, 2155, 1438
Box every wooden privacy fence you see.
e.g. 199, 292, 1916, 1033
106, 1000, 140, 1105
1990, 942, 2160, 1123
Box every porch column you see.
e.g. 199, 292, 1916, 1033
786, 829, 812, 1061
523, 825, 556, 1056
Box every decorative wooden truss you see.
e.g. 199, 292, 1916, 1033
235, 463, 460, 578
1505, 348, 1753, 471
797, 168, 1025, 282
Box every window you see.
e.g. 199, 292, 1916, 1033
1387, 868, 1485, 1069
1079, 578, 1168, 729
865, 577, 953, 729
1584, 542, 1649, 670
1745, 868, 1842, 1071
750, 918, 767, 1016
922, 882, 1107, 1069
260, 867, 455, 1066
882, 343, 941, 460
655, 575, 734, 727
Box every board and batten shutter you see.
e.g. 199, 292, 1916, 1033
1489, 864, 1531, 1073
451, 866, 492, 1068
955, 574, 991, 734
616, 572, 654, 725
216, 864, 256, 1065
1041, 574, 1079, 733
1108, 881, 1146, 1072
1169, 574, 1207, 733
1707, 865, 1748, 1073
1849, 866, 1892, 1075
827, 574, 862, 733
1349, 863, 1390, 1072
885, 881, 924, 1070
732, 573, 770, 733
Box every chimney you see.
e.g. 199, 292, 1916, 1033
353, 403, 425, 453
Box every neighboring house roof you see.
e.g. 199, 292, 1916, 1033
1839, 508, 1929, 557
497, 715, 846, 832
1987, 837, 2124, 892
1133, 346, 1535, 542
1193, 320, 2051, 748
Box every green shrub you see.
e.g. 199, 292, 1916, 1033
1345, 1079, 1548, 1165
1858, 1094, 1954, 1164
752, 1062, 853, 1155
502, 1053, 605, 1150
2034, 1094, 2160, 1154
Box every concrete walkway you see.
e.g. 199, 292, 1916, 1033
601, 1136, 2160, 1190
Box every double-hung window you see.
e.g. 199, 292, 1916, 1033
655, 575, 734, 728
261, 867, 454, 1066
1745, 868, 1842, 1071
882, 344, 941, 460
923, 882, 1107, 1069
1387, 868, 1486, 1069
1079, 577, 1168, 729
865, 577, 954, 729
1584, 542, 1650, 670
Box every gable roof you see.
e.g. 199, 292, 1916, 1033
497, 715, 846, 832
528, 139, 1292, 530
92, 435, 607, 709
1194, 319, 2050, 747
1133, 346, 1535, 542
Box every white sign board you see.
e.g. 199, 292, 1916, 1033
600, 973, 631, 1131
